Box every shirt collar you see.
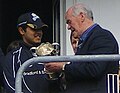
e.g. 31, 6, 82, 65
80, 23, 98, 41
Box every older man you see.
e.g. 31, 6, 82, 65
45, 3, 119, 93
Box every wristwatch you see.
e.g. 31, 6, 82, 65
62, 62, 70, 71
62, 64, 66, 71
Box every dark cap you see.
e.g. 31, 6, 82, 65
17, 12, 48, 30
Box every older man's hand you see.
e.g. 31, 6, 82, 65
44, 62, 65, 72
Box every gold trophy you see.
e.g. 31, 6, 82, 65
30, 42, 62, 80
30, 42, 66, 90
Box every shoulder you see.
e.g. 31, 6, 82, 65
93, 25, 113, 35
5, 47, 22, 59
90, 25, 116, 41
87, 25, 118, 48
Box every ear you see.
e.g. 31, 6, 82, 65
79, 12, 85, 22
18, 27, 25, 35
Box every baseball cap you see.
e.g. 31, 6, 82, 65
17, 12, 48, 30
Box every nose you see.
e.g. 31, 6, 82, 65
34, 31, 43, 37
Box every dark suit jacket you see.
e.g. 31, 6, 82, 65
63, 25, 119, 93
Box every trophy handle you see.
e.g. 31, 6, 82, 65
52, 42, 60, 56
30, 47, 38, 56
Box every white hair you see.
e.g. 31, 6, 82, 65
72, 3, 93, 20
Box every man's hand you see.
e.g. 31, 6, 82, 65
44, 62, 65, 72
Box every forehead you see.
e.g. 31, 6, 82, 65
65, 8, 73, 19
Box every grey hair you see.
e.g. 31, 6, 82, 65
72, 3, 93, 20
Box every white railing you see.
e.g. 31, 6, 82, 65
15, 54, 120, 93
107, 74, 119, 93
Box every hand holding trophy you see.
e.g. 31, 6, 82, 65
30, 42, 66, 91
30, 42, 62, 80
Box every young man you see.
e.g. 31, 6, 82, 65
45, 3, 119, 93
3, 12, 51, 93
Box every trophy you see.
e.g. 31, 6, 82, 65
30, 42, 66, 90
30, 42, 62, 80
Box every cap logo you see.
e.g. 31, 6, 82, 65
31, 13, 40, 21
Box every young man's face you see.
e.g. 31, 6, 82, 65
70, 31, 79, 53
21, 26, 43, 46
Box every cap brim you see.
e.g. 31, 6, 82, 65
27, 23, 48, 30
